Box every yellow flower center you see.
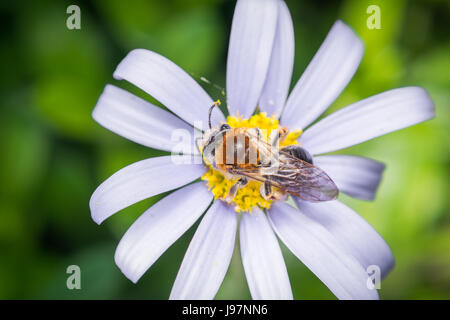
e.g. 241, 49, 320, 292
201, 112, 302, 212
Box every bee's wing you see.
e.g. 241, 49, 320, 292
271, 156, 339, 201
241, 131, 338, 202
229, 156, 338, 202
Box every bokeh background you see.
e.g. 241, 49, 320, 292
1, 0, 449, 299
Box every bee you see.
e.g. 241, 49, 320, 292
198, 101, 339, 203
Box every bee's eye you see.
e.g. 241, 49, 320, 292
220, 124, 231, 131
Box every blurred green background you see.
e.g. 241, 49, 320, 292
0, 0, 449, 299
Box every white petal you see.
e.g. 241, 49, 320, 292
258, 0, 295, 118
90, 155, 205, 224
281, 20, 364, 129
240, 208, 293, 300
92, 85, 199, 154
115, 182, 213, 283
170, 201, 237, 300
113, 49, 225, 129
293, 199, 395, 279
226, 0, 278, 117
268, 202, 379, 300
314, 155, 385, 201
301, 87, 435, 155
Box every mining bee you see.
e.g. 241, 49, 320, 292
198, 101, 339, 203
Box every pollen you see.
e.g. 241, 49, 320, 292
201, 112, 302, 213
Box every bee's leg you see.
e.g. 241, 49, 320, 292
269, 131, 280, 147
239, 177, 248, 187
225, 177, 248, 203
260, 179, 286, 201
269, 127, 288, 147
260, 159, 280, 175
260, 180, 272, 200
281, 145, 313, 164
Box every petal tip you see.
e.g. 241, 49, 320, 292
89, 198, 104, 225
402, 86, 436, 120
114, 246, 141, 284
112, 48, 149, 80
334, 19, 365, 52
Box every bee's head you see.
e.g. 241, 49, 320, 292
198, 124, 231, 166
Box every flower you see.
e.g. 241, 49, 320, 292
90, 0, 434, 300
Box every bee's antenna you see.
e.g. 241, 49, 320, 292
199, 76, 226, 97
190, 72, 226, 97
208, 100, 221, 129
